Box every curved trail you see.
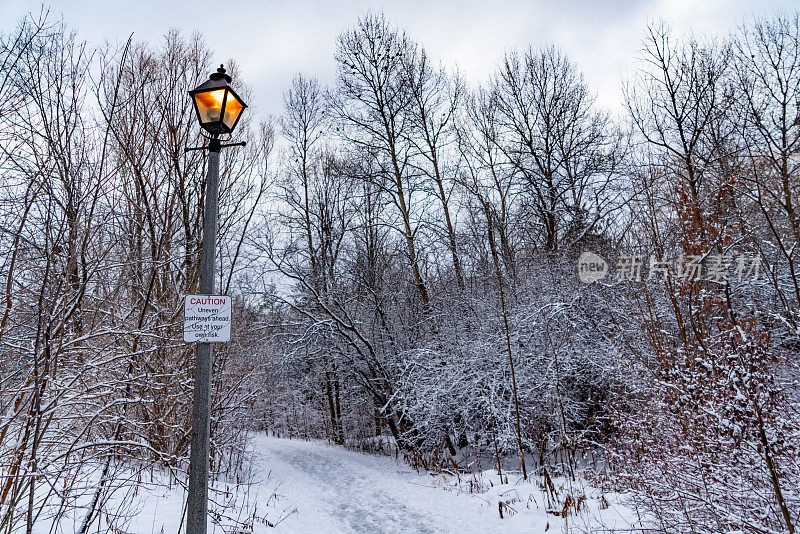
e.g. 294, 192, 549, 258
250, 435, 519, 534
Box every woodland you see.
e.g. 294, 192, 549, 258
0, 8, 798, 533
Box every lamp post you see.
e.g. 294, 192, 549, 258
186, 64, 247, 534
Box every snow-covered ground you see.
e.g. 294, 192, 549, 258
54, 435, 643, 533
247, 435, 639, 534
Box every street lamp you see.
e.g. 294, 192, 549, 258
186, 64, 246, 534
189, 65, 247, 136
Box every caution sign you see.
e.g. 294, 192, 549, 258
183, 295, 232, 343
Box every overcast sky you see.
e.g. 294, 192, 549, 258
1, 0, 797, 118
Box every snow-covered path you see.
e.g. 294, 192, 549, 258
251, 435, 536, 534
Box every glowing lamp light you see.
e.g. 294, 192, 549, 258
189, 65, 247, 136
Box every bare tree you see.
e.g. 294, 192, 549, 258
405, 49, 465, 288
494, 46, 620, 252
330, 12, 430, 305
734, 14, 800, 323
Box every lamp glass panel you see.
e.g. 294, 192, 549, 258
222, 90, 245, 130
194, 89, 226, 124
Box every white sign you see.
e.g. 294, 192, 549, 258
183, 295, 232, 343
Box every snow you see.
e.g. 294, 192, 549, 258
45, 435, 642, 533
251, 435, 517, 533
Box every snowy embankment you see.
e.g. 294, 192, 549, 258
66, 435, 642, 533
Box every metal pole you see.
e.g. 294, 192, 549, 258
187, 136, 220, 534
